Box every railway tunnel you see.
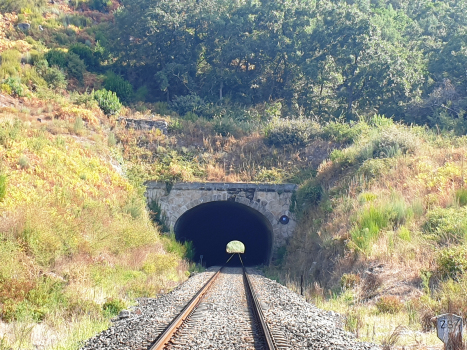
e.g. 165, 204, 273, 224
174, 201, 273, 267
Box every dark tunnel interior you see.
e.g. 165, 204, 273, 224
174, 201, 273, 267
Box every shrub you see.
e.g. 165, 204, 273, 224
322, 121, 367, 143
134, 86, 148, 102
148, 199, 169, 232
44, 50, 68, 69
357, 158, 395, 178
344, 308, 364, 335
376, 295, 403, 314
362, 273, 383, 296
183, 111, 198, 122
2, 77, 26, 97
264, 117, 314, 147
61, 14, 92, 28
108, 132, 116, 147
21, 66, 48, 89
0, 83, 12, 95
213, 117, 239, 137
0, 49, 21, 78
387, 197, 413, 226
368, 126, 420, 159
341, 273, 361, 289
254, 167, 285, 183
66, 53, 86, 82
161, 233, 194, 259
423, 207, 467, 244
89, 0, 112, 11
43, 67, 67, 90
437, 246, 467, 280
34, 59, 49, 76
0, 0, 45, 12
70, 91, 99, 109
104, 72, 133, 102
153, 101, 170, 115
73, 117, 84, 135
102, 298, 125, 317
0, 173, 6, 201
0, 119, 22, 146
456, 188, 467, 206
170, 94, 205, 116
69, 43, 99, 71
397, 226, 412, 242
291, 179, 322, 213
18, 155, 29, 169
53, 32, 71, 45
93, 89, 122, 115
330, 148, 357, 166
123, 197, 144, 219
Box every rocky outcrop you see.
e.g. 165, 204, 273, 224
118, 117, 168, 134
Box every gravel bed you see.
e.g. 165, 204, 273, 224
247, 268, 380, 350
81, 266, 380, 350
166, 267, 264, 350
80, 268, 218, 350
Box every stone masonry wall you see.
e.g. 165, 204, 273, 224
145, 182, 298, 251
118, 118, 168, 134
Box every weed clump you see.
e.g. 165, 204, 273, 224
344, 308, 364, 335
456, 188, 467, 206
322, 121, 367, 143
1, 77, 26, 97
73, 116, 84, 135
369, 126, 420, 159
424, 207, 467, 244
290, 179, 323, 214
18, 155, 29, 169
376, 296, 403, 314
341, 273, 361, 289
102, 298, 126, 317
436, 246, 467, 280
264, 117, 315, 147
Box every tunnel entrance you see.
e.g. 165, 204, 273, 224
174, 201, 273, 267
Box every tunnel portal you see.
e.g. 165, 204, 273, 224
174, 201, 273, 267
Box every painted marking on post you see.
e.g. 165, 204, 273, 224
436, 313, 463, 348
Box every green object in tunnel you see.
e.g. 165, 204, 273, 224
226, 240, 245, 254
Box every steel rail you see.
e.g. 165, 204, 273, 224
148, 255, 277, 350
242, 265, 279, 350
148, 267, 222, 350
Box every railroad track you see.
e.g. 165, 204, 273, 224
147, 261, 287, 350
81, 265, 379, 350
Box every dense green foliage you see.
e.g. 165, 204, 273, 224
104, 72, 134, 102
1, 77, 26, 97
69, 43, 101, 71
93, 89, 123, 115
107, 0, 467, 132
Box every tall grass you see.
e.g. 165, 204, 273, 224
350, 205, 389, 253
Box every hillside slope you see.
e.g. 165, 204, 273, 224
275, 117, 467, 347
0, 105, 190, 349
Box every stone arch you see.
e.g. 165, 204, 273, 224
169, 194, 278, 235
